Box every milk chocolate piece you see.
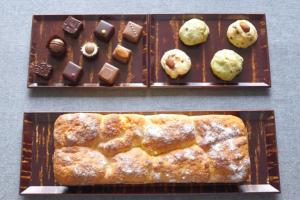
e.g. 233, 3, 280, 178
63, 16, 83, 37
123, 21, 143, 43
47, 37, 66, 56
63, 61, 83, 82
94, 20, 115, 42
112, 44, 132, 64
98, 63, 119, 85
32, 62, 53, 79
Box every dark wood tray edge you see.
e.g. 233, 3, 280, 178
19, 113, 34, 194
264, 111, 280, 192
262, 14, 272, 87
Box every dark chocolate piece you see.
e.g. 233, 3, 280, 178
98, 63, 119, 85
47, 37, 66, 56
123, 21, 143, 43
32, 62, 53, 79
94, 20, 115, 42
63, 16, 83, 36
63, 61, 83, 82
112, 44, 132, 64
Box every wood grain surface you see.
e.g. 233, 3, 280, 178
27, 14, 271, 88
20, 110, 280, 194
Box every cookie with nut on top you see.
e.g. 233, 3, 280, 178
160, 49, 191, 79
227, 20, 258, 48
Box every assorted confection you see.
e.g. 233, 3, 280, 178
161, 18, 258, 81
32, 16, 259, 85
33, 16, 144, 85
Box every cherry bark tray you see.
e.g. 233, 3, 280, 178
27, 14, 271, 89
27, 14, 149, 88
20, 110, 280, 195
149, 14, 271, 88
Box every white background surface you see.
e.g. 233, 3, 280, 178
0, 0, 299, 199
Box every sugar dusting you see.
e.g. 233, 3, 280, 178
73, 165, 97, 177
65, 113, 99, 144
114, 151, 146, 175
201, 122, 240, 145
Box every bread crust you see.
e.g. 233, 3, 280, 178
53, 113, 250, 185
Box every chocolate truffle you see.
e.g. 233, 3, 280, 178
47, 37, 66, 56
63, 61, 83, 83
112, 44, 132, 64
63, 16, 83, 37
32, 62, 53, 79
94, 20, 115, 42
98, 63, 120, 85
81, 42, 99, 58
123, 21, 143, 43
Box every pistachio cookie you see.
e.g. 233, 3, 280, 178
211, 49, 243, 81
179, 18, 210, 46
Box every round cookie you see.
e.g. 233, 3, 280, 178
161, 49, 191, 79
227, 20, 258, 48
179, 18, 210, 46
210, 49, 243, 81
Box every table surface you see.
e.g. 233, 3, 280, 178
0, 0, 299, 200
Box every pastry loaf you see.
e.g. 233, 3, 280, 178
53, 113, 250, 185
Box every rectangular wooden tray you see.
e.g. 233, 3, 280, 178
20, 110, 280, 194
27, 14, 271, 89
149, 14, 271, 88
28, 14, 149, 88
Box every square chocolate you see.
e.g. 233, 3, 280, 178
32, 62, 53, 79
112, 44, 132, 64
63, 61, 83, 83
63, 16, 83, 37
94, 20, 115, 42
123, 21, 143, 43
98, 63, 120, 85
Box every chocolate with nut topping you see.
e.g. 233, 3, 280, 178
81, 42, 99, 58
94, 20, 115, 42
47, 37, 66, 56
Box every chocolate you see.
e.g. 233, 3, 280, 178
63, 16, 83, 37
81, 42, 99, 58
94, 20, 115, 42
112, 44, 132, 64
47, 37, 66, 56
123, 21, 143, 43
32, 62, 53, 79
63, 61, 83, 82
98, 63, 119, 85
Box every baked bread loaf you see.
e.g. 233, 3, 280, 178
53, 113, 250, 185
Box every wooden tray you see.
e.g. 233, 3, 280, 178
28, 15, 149, 88
27, 14, 271, 89
20, 110, 280, 194
149, 14, 271, 88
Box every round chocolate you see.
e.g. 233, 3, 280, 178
85, 43, 95, 54
48, 38, 66, 55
